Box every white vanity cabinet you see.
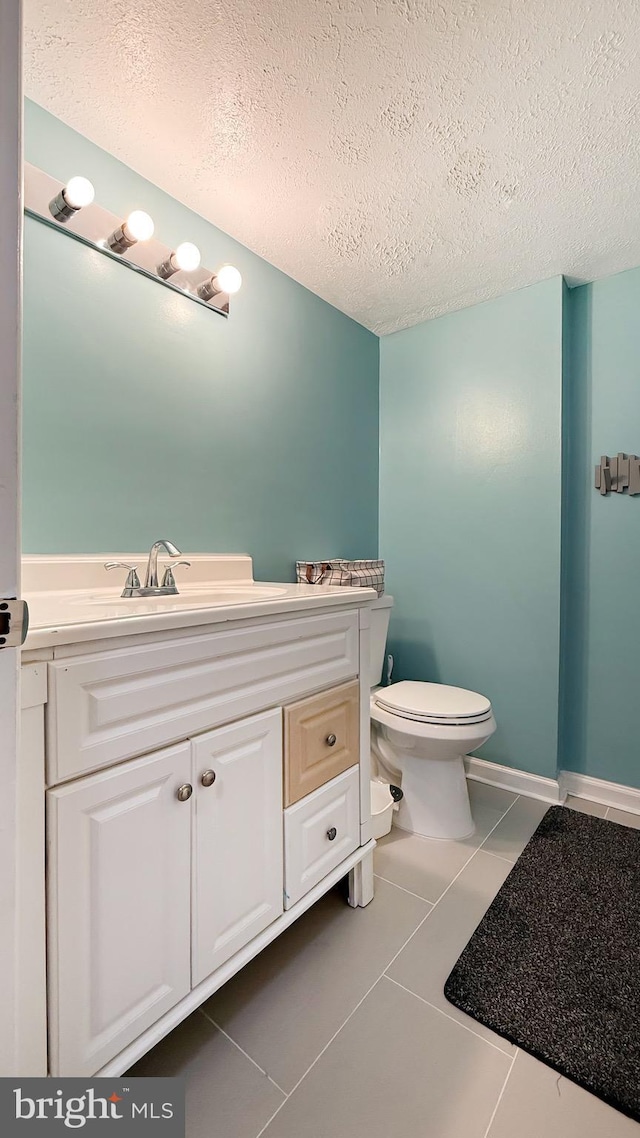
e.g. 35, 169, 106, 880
19, 576, 375, 1080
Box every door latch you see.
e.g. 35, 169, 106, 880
0, 599, 29, 648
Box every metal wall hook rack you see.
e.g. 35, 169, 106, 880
594, 454, 640, 496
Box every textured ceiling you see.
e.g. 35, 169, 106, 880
24, 0, 640, 334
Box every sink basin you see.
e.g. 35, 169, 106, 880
73, 585, 288, 608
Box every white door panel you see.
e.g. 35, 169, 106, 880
192, 709, 283, 985
47, 742, 192, 1076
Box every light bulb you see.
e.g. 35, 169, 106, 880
216, 264, 242, 294
123, 210, 154, 242
107, 209, 155, 253
197, 264, 242, 302
49, 175, 95, 222
174, 242, 201, 272
64, 176, 95, 209
158, 241, 201, 279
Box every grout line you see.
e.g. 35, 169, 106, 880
198, 1009, 289, 1099
482, 1048, 519, 1138
266, 1076, 288, 1099
404, 847, 480, 919
254, 789, 526, 1136
480, 793, 520, 838
604, 807, 611, 819
376, 788, 520, 913
383, 975, 513, 1057
381, 792, 523, 936
252, 848, 484, 1138
252, 977, 388, 1137
373, 873, 435, 905
255, 811, 516, 1138
471, 794, 520, 857
480, 850, 515, 866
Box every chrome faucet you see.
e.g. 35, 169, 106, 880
144, 539, 181, 589
104, 539, 191, 598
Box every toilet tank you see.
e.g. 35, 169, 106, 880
368, 594, 394, 688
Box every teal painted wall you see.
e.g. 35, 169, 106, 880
561, 266, 640, 787
21, 99, 640, 789
379, 279, 564, 778
22, 102, 379, 581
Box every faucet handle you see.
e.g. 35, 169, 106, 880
104, 562, 141, 590
161, 561, 191, 589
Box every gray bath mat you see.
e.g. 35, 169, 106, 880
444, 805, 640, 1122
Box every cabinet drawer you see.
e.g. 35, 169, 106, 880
284, 680, 359, 806
284, 765, 359, 908
47, 608, 359, 784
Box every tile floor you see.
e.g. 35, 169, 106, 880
129, 783, 640, 1136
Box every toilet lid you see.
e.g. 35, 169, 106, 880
374, 681, 492, 725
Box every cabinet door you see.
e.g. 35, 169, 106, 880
47, 742, 192, 1076
192, 709, 283, 985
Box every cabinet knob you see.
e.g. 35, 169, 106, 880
201, 769, 217, 788
326, 734, 337, 747
176, 783, 193, 802
326, 827, 337, 841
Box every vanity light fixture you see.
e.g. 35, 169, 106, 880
25, 163, 236, 318
49, 176, 95, 222
198, 264, 242, 301
107, 209, 155, 254
157, 241, 201, 279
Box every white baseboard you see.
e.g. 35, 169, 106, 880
559, 770, 640, 816
465, 755, 564, 804
466, 758, 640, 816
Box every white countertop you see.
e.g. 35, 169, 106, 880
22, 554, 377, 650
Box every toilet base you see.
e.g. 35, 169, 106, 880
394, 752, 474, 841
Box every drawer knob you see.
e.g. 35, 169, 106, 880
201, 769, 217, 788
326, 827, 337, 841
177, 783, 193, 802
326, 734, 337, 747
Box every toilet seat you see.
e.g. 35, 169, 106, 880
374, 680, 493, 727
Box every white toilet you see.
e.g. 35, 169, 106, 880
368, 595, 496, 841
